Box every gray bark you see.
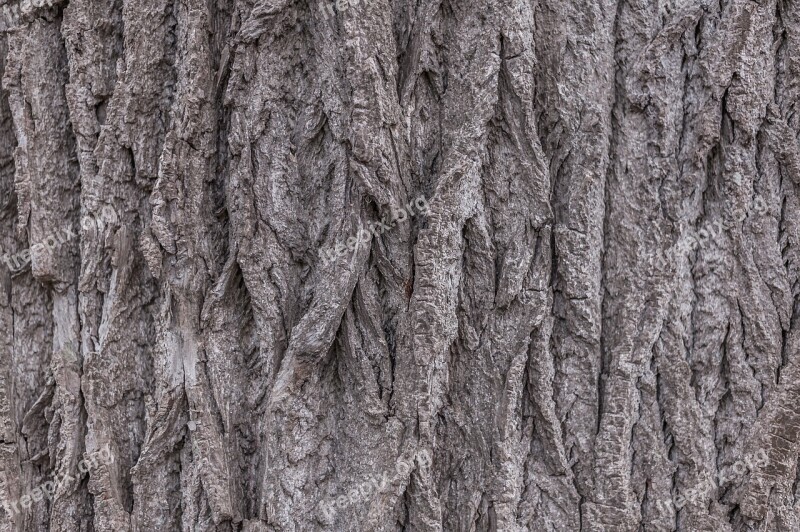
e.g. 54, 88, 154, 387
0, 0, 798, 530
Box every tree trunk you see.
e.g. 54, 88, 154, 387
0, 0, 798, 530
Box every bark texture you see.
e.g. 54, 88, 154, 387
0, 0, 799, 530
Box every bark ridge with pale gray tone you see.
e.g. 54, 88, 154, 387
0, 0, 799, 530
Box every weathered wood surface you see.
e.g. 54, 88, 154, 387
0, 0, 799, 530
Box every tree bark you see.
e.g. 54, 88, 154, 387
0, 0, 799, 530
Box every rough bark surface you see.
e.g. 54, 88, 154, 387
0, 0, 799, 530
